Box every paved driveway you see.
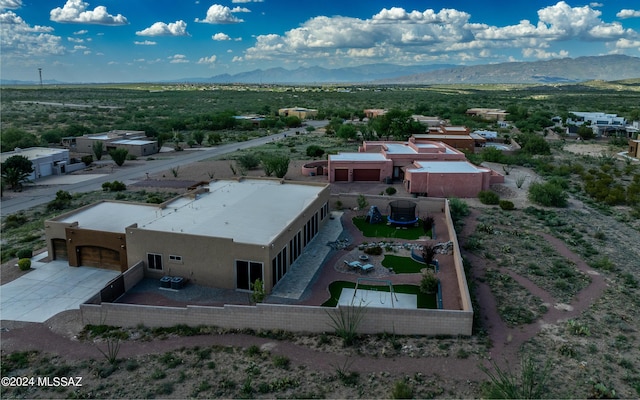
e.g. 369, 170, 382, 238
0, 254, 119, 323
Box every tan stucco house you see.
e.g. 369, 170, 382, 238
44, 179, 331, 294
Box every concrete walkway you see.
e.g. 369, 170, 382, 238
0, 253, 119, 323
269, 211, 344, 301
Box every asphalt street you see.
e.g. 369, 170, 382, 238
0, 121, 327, 217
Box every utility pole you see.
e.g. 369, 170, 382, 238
38, 68, 43, 88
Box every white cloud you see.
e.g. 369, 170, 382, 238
615, 38, 640, 49
617, 9, 640, 19
134, 40, 156, 46
50, 0, 128, 25
231, 7, 250, 13
169, 54, 189, 63
243, 1, 638, 66
232, 0, 263, 2
212, 32, 230, 41
68, 37, 83, 43
522, 48, 569, 59
0, 0, 22, 10
136, 20, 189, 37
590, 3, 603, 8
0, 11, 64, 58
197, 55, 217, 64
232, 56, 242, 62
73, 29, 88, 35
195, 4, 243, 24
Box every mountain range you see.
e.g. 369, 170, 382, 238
191, 55, 640, 85
2, 55, 639, 85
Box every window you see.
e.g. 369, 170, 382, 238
236, 260, 263, 291
169, 254, 182, 263
147, 253, 163, 270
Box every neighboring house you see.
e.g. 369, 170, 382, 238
0, 147, 73, 180
44, 179, 331, 294
629, 138, 640, 159
327, 136, 503, 197
567, 112, 627, 137
412, 115, 445, 127
75, 130, 158, 157
466, 108, 509, 121
414, 126, 485, 152
472, 130, 498, 139
363, 109, 387, 118
278, 107, 318, 120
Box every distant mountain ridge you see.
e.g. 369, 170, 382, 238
2, 55, 638, 85
194, 55, 640, 85
378, 55, 640, 84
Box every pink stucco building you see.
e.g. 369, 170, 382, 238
327, 136, 504, 198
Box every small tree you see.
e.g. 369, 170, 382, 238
262, 154, 290, 178
357, 194, 368, 215
1, 155, 33, 191
250, 279, 266, 304
237, 153, 261, 170
109, 148, 128, 167
420, 270, 439, 294
528, 181, 568, 207
306, 145, 325, 158
81, 155, 93, 166
92, 141, 104, 160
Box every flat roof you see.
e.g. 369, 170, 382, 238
330, 153, 388, 162
384, 143, 418, 154
111, 139, 157, 145
56, 179, 327, 245
416, 134, 474, 140
0, 147, 68, 163
408, 161, 485, 174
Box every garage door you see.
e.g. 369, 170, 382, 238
353, 169, 380, 181
334, 169, 348, 181
38, 162, 53, 177
78, 246, 121, 271
52, 239, 68, 261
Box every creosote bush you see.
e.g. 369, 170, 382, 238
478, 190, 500, 205
499, 200, 515, 210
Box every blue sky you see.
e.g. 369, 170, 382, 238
1, 0, 639, 83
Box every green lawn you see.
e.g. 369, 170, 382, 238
322, 281, 437, 309
381, 255, 428, 274
352, 216, 430, 240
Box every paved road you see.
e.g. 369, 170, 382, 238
0, 122, 327, 216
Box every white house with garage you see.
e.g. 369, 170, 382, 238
0, 147, 76, 180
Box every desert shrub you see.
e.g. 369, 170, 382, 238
306, 145, 325, 158
81, 155, 93, 166
391, 379, 414, 399
18, 258, 31, 271
478, 190, 500, 205
3, 213, 28, 229
364, 246, 383, 256
237, 153, 261, 170
448, 197, 470, 227
47, 190, 72, 211
499, 200, 515, 210
385, 186, 397, 195
16, 248, 33, 259
420, 270, 439, 294
528, 181, 568, 207
102, 181, 126, 192
423, 216, 434, 232
109, 148, 128, 166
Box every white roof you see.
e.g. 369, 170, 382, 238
330, 153, 388, 161
408, 161, 485, 174
56, 180, 327, 245
0, 147, 68, 163
384, 143, 417, 154
111, 139, 156, 145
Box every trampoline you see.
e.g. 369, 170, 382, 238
387, 200, 418, 225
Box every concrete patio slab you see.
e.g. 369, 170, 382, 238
0, 257, 120, 323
